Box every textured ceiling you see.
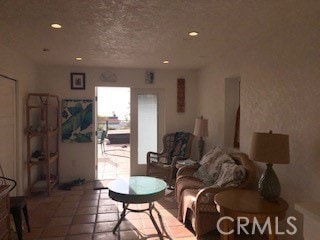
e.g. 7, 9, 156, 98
0, 0, 317, 69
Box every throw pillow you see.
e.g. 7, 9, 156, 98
207, 153, 234, 182
199, 146, 224, 165
193, 164, 215, 185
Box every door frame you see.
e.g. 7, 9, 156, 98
0, 75, 18, 193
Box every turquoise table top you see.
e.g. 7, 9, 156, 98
108, 176, 167, 203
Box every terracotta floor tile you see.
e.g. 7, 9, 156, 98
76, 206, 98, 215
119, 229, 144, 240
72, 214, 97, 224
39, 238, 65, 240
40, 225, 69, 238
66, 234, 93, 240
124, 212, 142, 220
168, 225, 195, 238
54, 207, 77, 217
22, 227, 43, 240
68, 223, 95, 235
29, 216, 51, 228
63, 195, 82, 202
49, 216, 73, 226
98, 199, 115, 206
79, 199, 99, 207
163, 216, 183, 227
42, 196, 64, 204
93, 232, 118, 240
141, 227, 163, 238
98, 204, 118, 213
96, 213, 119, 222
119, 219, 143, 231
37, 201, 61, 210
81, 193, 100, 200
99, 193, 109, 199
94, 221, 117, 232
59, 201, 79, 209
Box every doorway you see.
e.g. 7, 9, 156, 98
224, 77, 240, 148
96, 87, 131, 179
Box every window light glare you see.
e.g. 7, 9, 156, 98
75, 57, 82, 61
163, 60, 169, 64
51, 23, 62, 29
188, 31, 199, 36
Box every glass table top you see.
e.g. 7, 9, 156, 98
108, 176, 167, 196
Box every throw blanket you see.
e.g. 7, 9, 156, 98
208, 153, 246, 187
213, 162, 246, 187
168, 132, 190, 164
194, 151, 246, 187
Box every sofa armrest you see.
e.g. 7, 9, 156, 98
194, 186, 234, 213
176, 165, 199, 179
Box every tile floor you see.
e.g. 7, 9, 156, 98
12, 181, 201, 240
11, 182, 267, 240
11, 144, 266, 239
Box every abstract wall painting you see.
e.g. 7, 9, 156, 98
61, 99, 93, 143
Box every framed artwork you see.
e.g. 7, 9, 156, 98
177, 78, 185, 112
71, 73, 85, 90
61, 99, 93, 143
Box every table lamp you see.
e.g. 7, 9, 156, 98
250, 131, 290, 201
193, 116, 208, 160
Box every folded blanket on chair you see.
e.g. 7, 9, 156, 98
168, 132, 190, 163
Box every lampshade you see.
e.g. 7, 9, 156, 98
250, 131, 290, 164
193, 117, 208, 138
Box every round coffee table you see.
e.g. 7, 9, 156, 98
108, 176, 167, 237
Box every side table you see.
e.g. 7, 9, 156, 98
214, 189, 288, 240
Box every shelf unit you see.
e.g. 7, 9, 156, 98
26, 93, 59, 196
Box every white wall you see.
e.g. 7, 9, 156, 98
38, 66, 198, 182
0, 43, 39, 194
198, 7, 320, 240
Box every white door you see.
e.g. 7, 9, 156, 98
130, 89, 164, 176
0, 76, 16, 181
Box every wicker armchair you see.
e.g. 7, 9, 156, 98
175, 151, 255, 238
146, 132, 194, 187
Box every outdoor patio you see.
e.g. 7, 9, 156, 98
97, 143, 130, 180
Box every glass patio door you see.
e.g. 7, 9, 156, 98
130, 89, 164, 176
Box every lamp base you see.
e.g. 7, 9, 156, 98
258, 163, 281, 201
198, 138, 204, 160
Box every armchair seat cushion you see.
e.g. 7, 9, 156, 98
175, 176, 205, 204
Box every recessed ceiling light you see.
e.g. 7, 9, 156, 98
188, 31, 199, 36
51, 23, 62, 29
163, 60, 169, 64
75, 57, 82, 61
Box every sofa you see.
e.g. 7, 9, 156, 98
174, 146, 256, 238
